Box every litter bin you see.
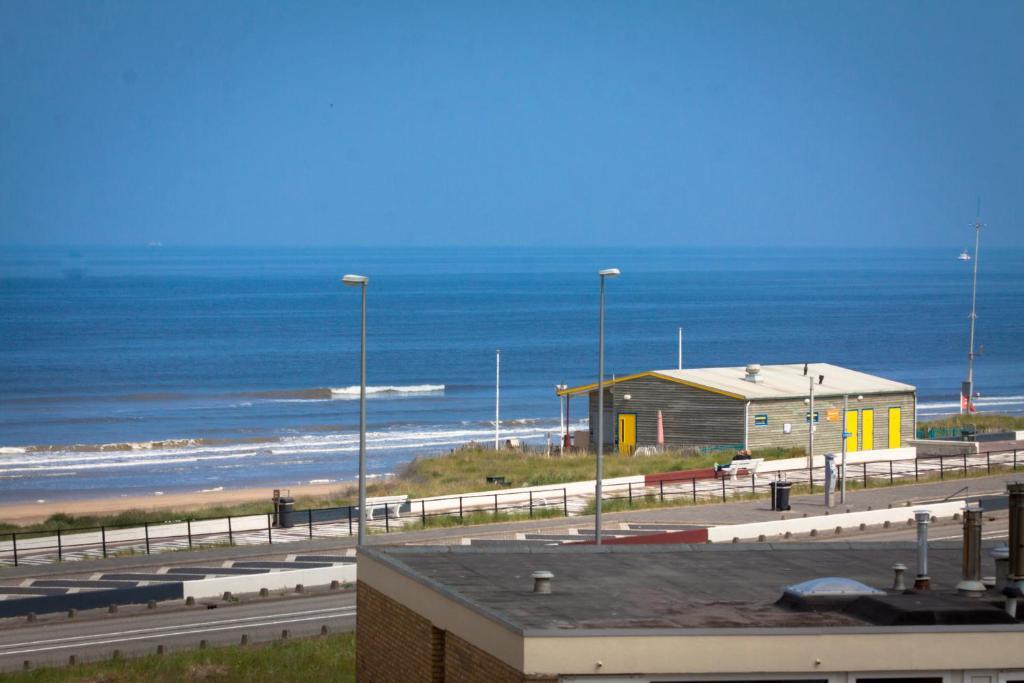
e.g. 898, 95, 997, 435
277, 496, 295, 528
770, 480, 792, 511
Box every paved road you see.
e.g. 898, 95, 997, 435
0, 589, 356, 673
5, 447, 1019, 567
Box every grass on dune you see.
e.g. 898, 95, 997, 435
0, 444, 805, 532
919, 413, 1024, 431
3, 632, 355, 683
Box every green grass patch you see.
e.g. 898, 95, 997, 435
4, 632, 355, 683
411, 505, 564, 529
919, 413, 1024, 431
0, 446, 801, 533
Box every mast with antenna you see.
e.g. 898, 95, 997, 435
961, 201, 982, 414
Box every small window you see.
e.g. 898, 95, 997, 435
754, 414, 768, 426
805, 411, 819, 423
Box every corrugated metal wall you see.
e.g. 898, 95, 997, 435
747, 392, 916, 455
588, 376, 745, 449
582, 375, 916, 455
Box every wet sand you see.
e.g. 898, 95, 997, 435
2, 480, 359, 525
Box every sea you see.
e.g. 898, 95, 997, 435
1, 246, 1022, 504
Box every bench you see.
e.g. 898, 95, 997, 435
717, 458, 765, 481
365, 495, 410, 520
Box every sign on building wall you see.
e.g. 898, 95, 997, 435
826, 408, 839, 421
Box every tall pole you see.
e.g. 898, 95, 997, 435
596, 277, 606, 545
342, 274, 369, 546
358, 282, 367, 545
678, 327, 683, 369
594, 268, 619, 545
557, 386, 566, 456
807, 376, 815, 486
495, 349, 500, 450
964, 215, 981, 413
840, 393, 848, 504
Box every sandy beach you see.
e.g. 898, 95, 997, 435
2, 481, 358, 525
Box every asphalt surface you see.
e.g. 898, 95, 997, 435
0, 471, 1017, 674
0, 589, 355, 673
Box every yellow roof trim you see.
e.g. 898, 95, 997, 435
557, 372, 745, 401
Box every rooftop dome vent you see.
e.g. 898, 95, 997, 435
744, 364, 763, 383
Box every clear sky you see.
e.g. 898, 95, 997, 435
1, 1, 1021, 247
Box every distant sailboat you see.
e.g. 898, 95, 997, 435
958, 249, 971, 261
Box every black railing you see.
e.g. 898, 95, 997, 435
0, 485, 573, 568
0, 448, 1017, 567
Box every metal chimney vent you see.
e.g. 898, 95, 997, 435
744, 364, 763, 383
532, 570, 554, 594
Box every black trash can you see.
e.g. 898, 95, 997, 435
770, 481, 792, 511
277, 496, 295, 528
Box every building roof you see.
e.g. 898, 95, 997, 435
362, 542, 1000, 633
557, 362, 916, 401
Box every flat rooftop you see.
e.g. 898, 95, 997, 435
559, 362, 916, 400
364, 542, 1006, 632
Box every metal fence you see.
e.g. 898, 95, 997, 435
916, 426, 973, 440
597, 448, 1020, 510
1, 448, 1019, 567
0, 486, 572, 567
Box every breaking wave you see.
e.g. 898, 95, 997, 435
917, 394, 1024, 416
0, 419, 587, 477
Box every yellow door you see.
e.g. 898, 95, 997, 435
845, 410, 858, 452
862, 409, 874, 451
888, 407, 901, 448
618, 414, 636, 455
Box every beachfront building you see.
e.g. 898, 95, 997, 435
557, 362, 916, 456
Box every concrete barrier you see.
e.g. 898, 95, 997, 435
0, 582, 184, 619
909, 439, 979, 456
704, 499, 966, 543
181, 564, 356, 600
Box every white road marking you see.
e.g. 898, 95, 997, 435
0, 605, 355, 652
932, 530, 1008, 541
0, 610, 357, 657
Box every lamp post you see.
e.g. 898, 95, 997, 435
841, 394, 848, 504
341, 274, 368, 546
556, 384, 568, 456
495, 349, 501, 450
595, 267, 620, 545
807, 377, 815, 488
839, 394, 863, 504
678, 327, 683, 369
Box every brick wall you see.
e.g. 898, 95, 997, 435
357, 580, 557, 682
445, 631, 555, 683
357, 580, 442, 682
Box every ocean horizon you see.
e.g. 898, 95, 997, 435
2, 245, 1022, 504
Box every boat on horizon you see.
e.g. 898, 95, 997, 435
958, 249, 971, 261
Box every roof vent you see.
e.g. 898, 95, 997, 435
532, 570, 554, 594
744, 364, 763, 383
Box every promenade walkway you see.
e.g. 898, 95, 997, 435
1, 444, 1019, 567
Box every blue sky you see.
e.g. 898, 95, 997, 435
1, 1, 1021, 247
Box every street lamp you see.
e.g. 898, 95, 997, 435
595, 267, 620, 545
556, 384, 568, 456
840, 394, 863, 504
341, 273, 368, 545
